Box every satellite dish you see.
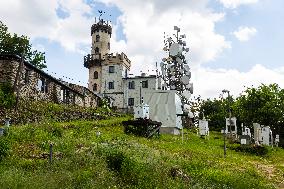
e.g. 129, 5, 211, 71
174, 26, 180, 32
169, 43, 182, 56
163, 47, 168, 51
184, 65, 190, 72
170, 85, 176, 90
162, 58, 167, 62
176, 57, 182, 64
181, 75, 190, 85
182, 90, 191, 99
186, 71, 191, 79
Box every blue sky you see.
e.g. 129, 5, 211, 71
0, 0, 283, 98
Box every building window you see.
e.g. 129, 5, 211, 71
94, 71, 98, 79
107, 42, 110, 50
128, 81, 135, 89
128, 98, 134, 106
109, 66, 115, 73
142, 80, 148, 88
24, 69, 30, 84
125, 69, 128, 78
96, 35, 100, 42
37, 78, 48, 93
108, 81, 114, 89
95, 47, 99, 53
93, 83, 97, 91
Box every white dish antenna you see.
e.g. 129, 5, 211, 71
176, 57, 182, 64
186, 71, 191, 79
181, 75, 190, 85
169, 43, 182, 56
182, 90, 191, 99
170, 85, 176, 90
184, 65, 190, 72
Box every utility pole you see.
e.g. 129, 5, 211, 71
222, 89, 231, 158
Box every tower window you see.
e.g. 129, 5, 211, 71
96, 35, 100, 42
109, 66, 115, 73
108, 42, 110, 50
94, 71, 98, 79
95, 47, 99, 53
93, 83, 97, 91
128, 98, 134, 106
128, 81, 135, 89
108, 82, 114, 89
142, 80, 148, 88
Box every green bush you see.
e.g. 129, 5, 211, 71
0, 82, 16, 109
0, 137, 10, 160
233, 145, 269, 156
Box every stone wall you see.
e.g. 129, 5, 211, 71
0, 55, 100, 108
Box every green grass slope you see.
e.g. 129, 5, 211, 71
0, 116, 283, 189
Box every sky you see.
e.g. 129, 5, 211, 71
0, 0, 284, 99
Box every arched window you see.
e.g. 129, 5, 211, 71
94, 71, 98, 79
96, 35, 100, 42
107, 42, 110, 50
95, 47, 99, 53
93, 83, 97, 92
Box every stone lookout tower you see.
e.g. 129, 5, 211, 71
84, 18, 131, 108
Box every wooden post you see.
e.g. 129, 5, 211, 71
49, 143, 53, 164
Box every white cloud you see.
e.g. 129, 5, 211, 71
95, 0, 231, 76
192, 65, 284, 99
233, 26, 257, 41
219, 0, 259, 9
0, 0, 94, 53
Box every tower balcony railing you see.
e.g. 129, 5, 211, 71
83, 53, 102, 68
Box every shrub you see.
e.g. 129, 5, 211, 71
233, 145, 269, 156
0, 137, 10, 160
0, 82, 16, 109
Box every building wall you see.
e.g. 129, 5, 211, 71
123, 76, 159, 108
91, 29, 110, 55
0, 59, 18, 84
88, 66, 102, 93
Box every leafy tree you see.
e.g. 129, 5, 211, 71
233, 83, 284, 131
0, 21, 46, 69
199, 98, 228, 131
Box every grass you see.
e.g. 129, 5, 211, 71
0, 116, 283, 188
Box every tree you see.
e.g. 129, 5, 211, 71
0, 21, 46, 69
233, 83, 284, 131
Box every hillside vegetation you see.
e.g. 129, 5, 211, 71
0, 116, 283, 189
